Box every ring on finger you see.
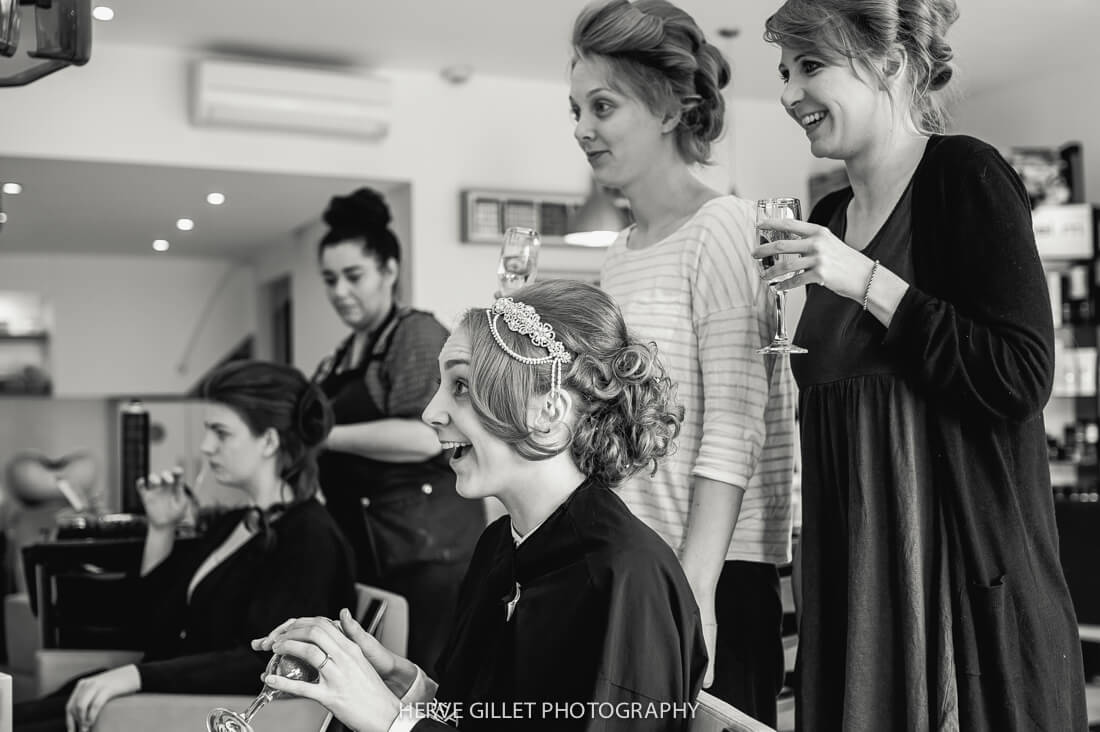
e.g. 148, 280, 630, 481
317, 653, 332, 671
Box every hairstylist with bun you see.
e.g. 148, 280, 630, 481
312, 187, 484, 675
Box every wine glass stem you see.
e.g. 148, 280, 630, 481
774, 289, 790, 342
242, 689, 277, 723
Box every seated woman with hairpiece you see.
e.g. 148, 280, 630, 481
253, 280, 707, 732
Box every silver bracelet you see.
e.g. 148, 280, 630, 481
862, 259, 880, 311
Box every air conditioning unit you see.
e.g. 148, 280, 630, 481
191, 59, 391, 141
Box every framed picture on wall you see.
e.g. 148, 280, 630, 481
461, 189, 585, 244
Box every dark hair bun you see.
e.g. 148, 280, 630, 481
322, 187, 392, 234
294, 382, 334, 448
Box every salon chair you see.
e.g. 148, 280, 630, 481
691, 691, 777, 732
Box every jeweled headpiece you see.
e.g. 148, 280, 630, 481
485, 297, 573, 398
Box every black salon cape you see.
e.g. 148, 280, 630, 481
413, 478, 706, 731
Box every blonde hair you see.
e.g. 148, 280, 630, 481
572, 0, 730, 165
459, 280, 682, 487
764, 0, 959, 133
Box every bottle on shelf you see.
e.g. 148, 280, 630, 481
1065, 264, 1093, 325
1048, 271, 1064, 329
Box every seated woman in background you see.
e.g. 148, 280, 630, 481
254, 280, 707, 731
14, 360, 356, 732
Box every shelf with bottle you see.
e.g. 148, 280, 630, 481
1045, 259, 1099, 401
1038, 204, 1100, 498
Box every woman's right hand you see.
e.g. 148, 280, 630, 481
253, 611, 403, 732
252, 610, 414, 697
137, 468, 191, 529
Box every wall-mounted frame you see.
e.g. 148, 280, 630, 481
461, 189, 586, 245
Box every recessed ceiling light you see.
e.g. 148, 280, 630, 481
176, 218, 194, 231
2, 182, 22, 195
206, 192, 225, 205
92, 6, 114, 21
0, 213, 7, 224
153, 239, 170, 252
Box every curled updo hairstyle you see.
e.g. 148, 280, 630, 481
460, 280, 682, 487
572, 0, 730, 166
317, 187, 401, 281
199, 360, 333, 503
764, 0, 959, 133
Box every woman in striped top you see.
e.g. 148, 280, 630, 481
569, 1, 797, 726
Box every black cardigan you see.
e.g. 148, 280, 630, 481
812, 134, 1087, 730
134, 498, 355, 694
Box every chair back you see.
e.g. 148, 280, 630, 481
0, 671, 11, 732
691, 691, 777, 732
353, 583, 408, 657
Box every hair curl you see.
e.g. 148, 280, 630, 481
764, 0, 959, 133
572, 0, 730, 166
199, 360, 333, 503
459, 280, 682, 487
317, 187, 402, 270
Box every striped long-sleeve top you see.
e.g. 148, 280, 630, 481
600, 195, 795, 564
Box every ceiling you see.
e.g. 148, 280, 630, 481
1, 0, 1096, 257
0, 157, 395, 257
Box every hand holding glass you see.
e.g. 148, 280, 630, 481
756, 198, 807, 355
206, 654, 318, 732
497, 227, 540, 296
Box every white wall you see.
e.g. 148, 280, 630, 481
0, 254, 256, 396
728, 97, 815, 205
954, 70, 1097, 200
1, 41, 823, 392
1, 44, 595, 328
1, 43, 816, 325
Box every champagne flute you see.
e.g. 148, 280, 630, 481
756, 198, 808, 355
497, 227, 541, 296
207, 653, 319, 732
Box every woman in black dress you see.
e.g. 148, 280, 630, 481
254, 281, 707, 732
312, 187, 484, 674
756, 1, 1087, 729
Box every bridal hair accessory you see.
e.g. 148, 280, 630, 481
486, 297, 573, 398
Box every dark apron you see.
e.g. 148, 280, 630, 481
315, 307, 481, 584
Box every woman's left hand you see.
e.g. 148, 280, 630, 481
755, 217, 875, 301
64, 664, 141, 732
264, 617, 402, 732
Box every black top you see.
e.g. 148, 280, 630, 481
134, 498, 356, 694
412, 479, 706, 731
793, 134, 1086, 731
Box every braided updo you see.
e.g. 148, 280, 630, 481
764, 0, 959, 133
572, 0, 731, 166
459, 280, 682, 487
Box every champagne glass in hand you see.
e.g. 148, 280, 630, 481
756, 197, 808, 355
207, 654, 318, 732
497, 227, 541, 296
